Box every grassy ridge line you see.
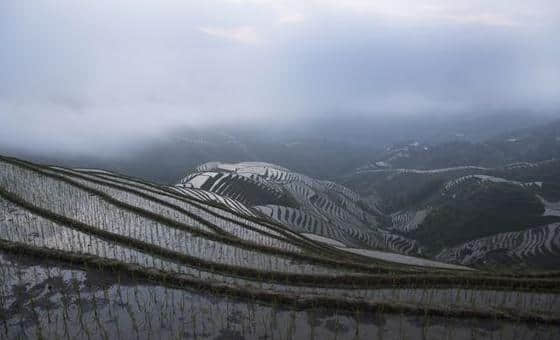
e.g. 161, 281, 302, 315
1, 156, 411, 275
2, 188, 560, 292
1, 240, 559, 325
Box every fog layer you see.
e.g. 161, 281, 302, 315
1, 0, 559, 155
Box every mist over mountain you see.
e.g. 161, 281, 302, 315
4, 111, 557, 184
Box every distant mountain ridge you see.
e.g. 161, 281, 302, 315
356, 119, 560, 172
6, 112, 556, 184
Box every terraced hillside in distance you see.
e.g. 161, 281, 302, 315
2, 155, 560, 339
179, 159, 560, 270
344, 157, 560, 270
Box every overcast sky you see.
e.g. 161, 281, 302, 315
1, 0, 559, 154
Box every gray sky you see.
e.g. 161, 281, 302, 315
1, 0, 560, 154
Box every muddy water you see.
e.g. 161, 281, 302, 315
1, 253, 559, 340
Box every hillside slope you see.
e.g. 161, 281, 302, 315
178, 158, 560, 269
178, 162, 421, 255
344, 156, 560, 268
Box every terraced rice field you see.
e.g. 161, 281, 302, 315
2, 155, 560, 338
180, 162, 420, 255
437, 223, 560, 267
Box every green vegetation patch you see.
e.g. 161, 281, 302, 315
412, 182, 560, 254
541, 182, 560, 202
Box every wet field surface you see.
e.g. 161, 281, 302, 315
2, 253, 559, 340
